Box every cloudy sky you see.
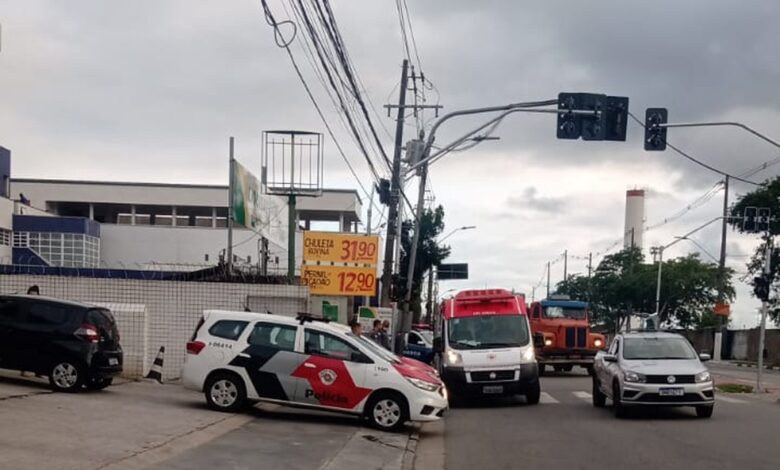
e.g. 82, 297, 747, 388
2, 0, 779, 328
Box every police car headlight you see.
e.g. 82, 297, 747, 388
594, 338, 603, 348
695, 371, 711, 383
522, 348, 535, 362
446, 350, 462, 366
624, 371, 646, 383
407, 377, 440, 392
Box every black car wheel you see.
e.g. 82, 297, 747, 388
612, 382, 626, 418
205, 372, 247, 412
695, 405, 714, 419
49, 360, 85, 392
525, 381, 541, 405
86, 377, 113, 390
365, 391, 409, 432
592, 377, 606, 408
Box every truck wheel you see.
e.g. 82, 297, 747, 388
585, 365, 595, 376
553, 366, 564, 372
525, 381, 541, 405
562, 365, 573, 372
592, 377, 606, 408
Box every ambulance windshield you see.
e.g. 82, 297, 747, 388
447, 315, 529, 350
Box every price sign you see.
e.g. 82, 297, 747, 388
301, 265, 377, 296
303, 232, 379, 265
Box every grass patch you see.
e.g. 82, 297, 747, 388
716, 383, 753, 393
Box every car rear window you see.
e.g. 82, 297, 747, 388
209, 320, 249, 341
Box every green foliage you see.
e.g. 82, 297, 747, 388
556, 247, 733, 332
716, 383, 753, 393
392, 205, 451, 319
728, 175, 780, 324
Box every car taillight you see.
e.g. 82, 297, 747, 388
75, 324, 100, 343
186, 341, 206, 355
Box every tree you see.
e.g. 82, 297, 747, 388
556, 248, 733, 332
729, 175, 780, 324
392, 205, 451, 321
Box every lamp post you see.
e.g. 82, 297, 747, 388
425, 226, 476, 323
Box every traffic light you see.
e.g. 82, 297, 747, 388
757, 207, 771, 232
743, 207, 758, 232
754, 275, 770, 301
644, 108, 668, 151
377, 178, 391, 205
604, 96, 629, 141
557, 93, 629, 141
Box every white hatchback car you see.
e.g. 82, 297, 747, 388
592, 331, 715, 418
182, 310, 448, 431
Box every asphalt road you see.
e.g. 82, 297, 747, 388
425, 370, 780, 470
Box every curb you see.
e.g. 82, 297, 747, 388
732, 362, 780, 371
402, 427, 421, 470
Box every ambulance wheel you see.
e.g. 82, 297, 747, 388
205, 372, 247, 413
524, 381, 541, 405
365, 391, 409, 432
538, 365, 546, 376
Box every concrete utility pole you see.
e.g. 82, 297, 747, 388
365, 186, 374, 307
403, 163, 428, 330
379, 59, 409, 307
716, 175, 729, 359
756, 238, 771, 393
546, 261, 551, 298
563, 250, 568, 283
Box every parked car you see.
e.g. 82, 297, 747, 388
183, 310, 448, 431
0, 295, 123, 392
592, 331, 714, 418
402, 328, 434, 364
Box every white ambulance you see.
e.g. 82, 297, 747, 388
182, 310, 448, 431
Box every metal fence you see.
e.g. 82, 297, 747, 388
0, 265, 309, 380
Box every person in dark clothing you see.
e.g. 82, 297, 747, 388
27, 285, 40, 295
369, 319, 390, 350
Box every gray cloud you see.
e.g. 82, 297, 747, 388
507, 187, 566, 214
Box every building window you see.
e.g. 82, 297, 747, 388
0, 228, 11, 246
15, 231, 100, 268
117, 213, 133, 225
155, 215, 173, 226
195, 216, 213, 228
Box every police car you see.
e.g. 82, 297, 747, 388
182, 310, 448, 431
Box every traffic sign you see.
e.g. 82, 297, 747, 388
713, 303, 731, 317
302, 231, 380, 265
301, 265, 377, 296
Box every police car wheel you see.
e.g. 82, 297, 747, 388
366, 392, 408, 432
49, 360, 85, 393
205, 372, 247, 412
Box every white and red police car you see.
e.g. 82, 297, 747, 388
182, 310, 448, 431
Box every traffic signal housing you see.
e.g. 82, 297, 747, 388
757, 207, 771, 232
377, 178, 391, 205
556, 93, 629, 141
605, 96, 629, 141
644, 108, 668, 151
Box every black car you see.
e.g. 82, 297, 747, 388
0, 295, 123, 392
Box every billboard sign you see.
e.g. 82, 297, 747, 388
301, 231, 380, 297
231, 160, 262, 229
301, 264, 376, 296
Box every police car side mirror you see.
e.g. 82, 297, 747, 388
433, 337, 443, 353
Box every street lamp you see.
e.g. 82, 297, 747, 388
439, 225, 477, 243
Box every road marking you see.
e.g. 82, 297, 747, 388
573, 391, 592, 401
539, 392, 559, 404
715, 395, 748, 404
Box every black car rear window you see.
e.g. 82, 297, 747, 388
209, 320, 249, 341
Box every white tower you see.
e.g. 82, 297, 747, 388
623, 189, 645, 249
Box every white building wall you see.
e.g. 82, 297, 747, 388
0, 197, 13, 263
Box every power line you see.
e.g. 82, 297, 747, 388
628, 111, 761, 186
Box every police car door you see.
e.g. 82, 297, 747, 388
293, 328, 373, 411
230, 321, 302, 402
404, 331, 429, 361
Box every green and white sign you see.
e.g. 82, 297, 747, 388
231, 160, 262, 229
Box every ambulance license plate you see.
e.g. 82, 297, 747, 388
109, 358, 119, 366
659, 387, 684, 396
482, 385, 504, 394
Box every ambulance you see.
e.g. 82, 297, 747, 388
434, 289, 540, 403
182, 310, 448, 431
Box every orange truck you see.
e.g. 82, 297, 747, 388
528, 295, 606, 375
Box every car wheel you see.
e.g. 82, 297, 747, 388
525, 381, 541, 405
592, 377, 606, 408
695, 405, 714, 419
365, 392, 409, 432
538, 364, 546, 376
205, 372, 247, 413
86, 377, 113, 391
49, 360, 85, 392
612, 382, 626, 418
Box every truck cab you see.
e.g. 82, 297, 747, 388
433, 289, 540, 404
528, 295, 606, 375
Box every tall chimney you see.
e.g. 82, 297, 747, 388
624, 189, 645, 249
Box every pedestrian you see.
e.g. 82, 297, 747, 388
380, 320, 392, 350
370, 319, 390, 350
26, 285, 40, 295
349, 318, 363, 336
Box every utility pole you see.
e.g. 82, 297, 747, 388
716, 175, 730, 359
563, 250, 568, 283
227, 137, 235, 275
426, 266, 435, 324
756, 238, 771, 393
364, 186, 374, 308
546, 261, 551, 298
587, 252, 593, 302
379, 59, 409, 307
403, 163, 428, 329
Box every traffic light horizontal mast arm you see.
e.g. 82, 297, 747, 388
661, 216, 742, 251
658, 121, 780, 150
406, 99, 559, 172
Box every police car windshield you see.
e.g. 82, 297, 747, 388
544, 306, 587, 320
349, 333, 400, 364
622, 337, 697, 360
448, 315, 529, 350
